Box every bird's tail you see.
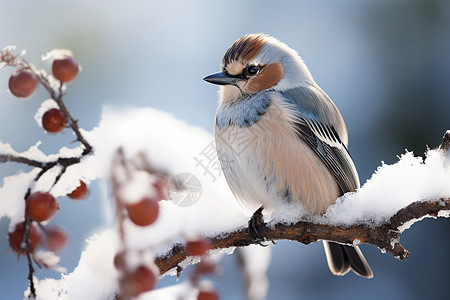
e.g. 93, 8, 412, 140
323, 241, 373, 278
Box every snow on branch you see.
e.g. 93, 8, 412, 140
155, 197, 449, 274
1, 46, 93, 299
154, 131, 450, 275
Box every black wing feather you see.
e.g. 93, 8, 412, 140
294, 118, 359, 194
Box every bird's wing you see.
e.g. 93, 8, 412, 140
280, 86, 360, 194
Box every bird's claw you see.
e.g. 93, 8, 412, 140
248, 206, 268, 247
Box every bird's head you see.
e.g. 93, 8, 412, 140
204, 33, 314, 104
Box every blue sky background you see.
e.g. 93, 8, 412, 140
1, 0, 449, 299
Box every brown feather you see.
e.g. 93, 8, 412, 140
247, 62, 284, 93
222, 34, 266, 70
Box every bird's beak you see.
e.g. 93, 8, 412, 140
203, 71, 240, 86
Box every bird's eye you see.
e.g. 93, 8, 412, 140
243, 65, 260, 78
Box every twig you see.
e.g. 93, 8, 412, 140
1, 154, 81, 167
110, 148, 129, 244
25, 218, 36, 298
439, 130, 450, 152
45, 80, 92, 155
26, 61, 93, 155
22, 178, 40, 299
0, 154, 45, 168
110, 148, 135, 300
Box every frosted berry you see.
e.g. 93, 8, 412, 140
26, 192, 59, 222
186, 236, 211, 257
125, 197, 159, 226
43, 227, 68, 252
52, 56, 79, 82
197, 290, 219, 300
128, 265, 157, 296
8, 221, 41, 253
67, 180, 88, 200
42, 108, 66, 133
8, 68, 39, 98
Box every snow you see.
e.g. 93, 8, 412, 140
85, 107, 241, 213
0, 169, 41, 230
42, 49, 76, 61
268, 148, 450, 230
51, 154, 98, 197
269, 203, 306, 229
2, 106, 449, 299
82, 107, 248, 253
0, 140, 50, 163
25, 230, 119, 300
322, 149, 450, 227
18, 107, 246, 298
33, 250, 66, 273
118, 170, 158, 205
0, 46, 26, 69
138, 283, 195, 300
438, 210, 450, 218
396, 217, 427, 233
122, 195, 246, 256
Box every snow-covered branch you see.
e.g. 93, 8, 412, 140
1, 46, 93, 299
155, 197, 449, 275
155, 131, 450, 275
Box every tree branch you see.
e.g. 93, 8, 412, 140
155, 197, 449, 275
0, 154, 45, 168
0, 153, 81, 171
37, 76, 93, 155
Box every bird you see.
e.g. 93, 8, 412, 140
203, 33, 373, 278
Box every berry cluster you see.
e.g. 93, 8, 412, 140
114, 251, 158, 298
5, 50, 88, 257
2, 47, 222, 299
7, 52, 79, 133
1, 46, 92, 297
110, 150, 165, 298
109, 149, 221, 299
8, 181, 89, 256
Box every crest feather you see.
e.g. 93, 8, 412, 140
222, 34, 267, 67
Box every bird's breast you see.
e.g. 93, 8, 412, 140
215, 95, 340, 215
215, 92, 271, 129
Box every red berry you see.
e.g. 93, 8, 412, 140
125, 197, 159, 226
67, 180, 88, 200
128, 265, 157, 296
52, 56, 79, 83
195, 261, 217, 276
113, 251, 126, 270
42, 108, 66, 133
43, 226, 68, 252
26, 192, 59, 222
8, 221, 41, 254
197, 290, 219, 300
8, 68, 39, 98
186, 236, 211, 257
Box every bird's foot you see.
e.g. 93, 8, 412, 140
248, 206, 268, 247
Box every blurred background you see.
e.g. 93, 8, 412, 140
1, 0, 449, 299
